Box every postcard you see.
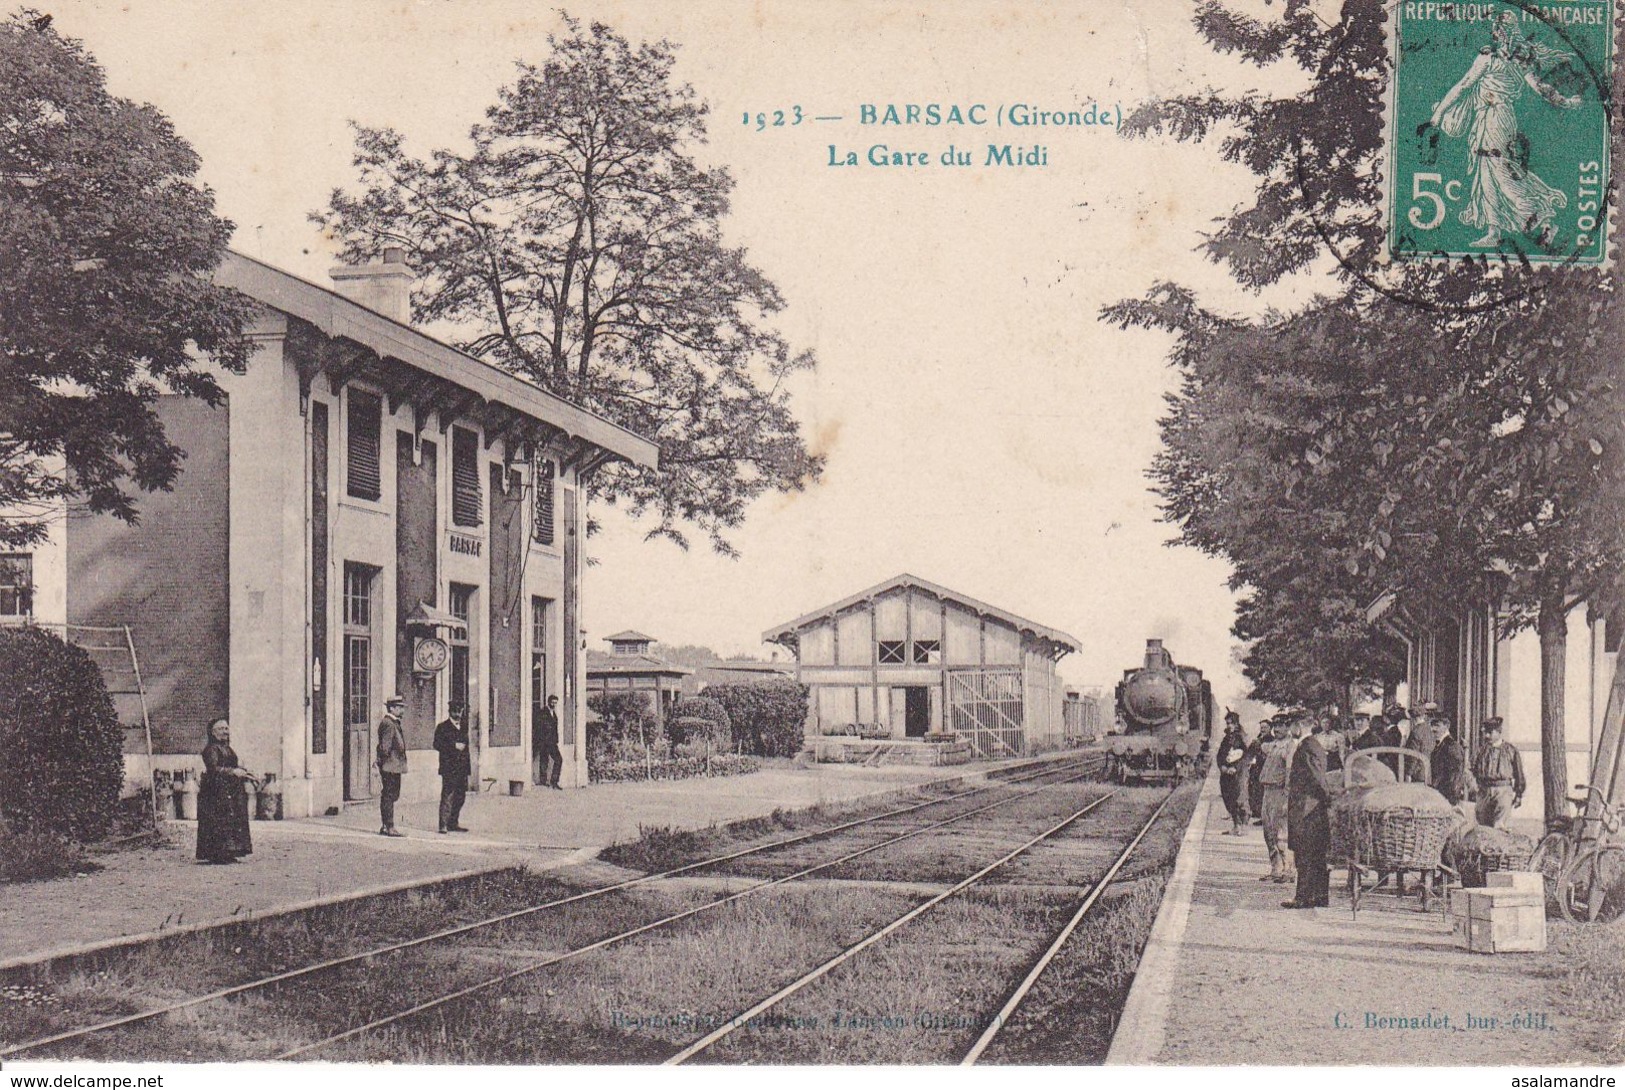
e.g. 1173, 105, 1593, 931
0, 0, 1620, 1079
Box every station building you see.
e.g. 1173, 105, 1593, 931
762, 574, 1080, 759
5, 249, 657, 816
1368, 592, 1623, 821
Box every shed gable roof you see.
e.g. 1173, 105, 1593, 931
762, 573, 1080, 654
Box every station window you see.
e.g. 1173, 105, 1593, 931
451, 427, 483, 528
911, 639, 941, 665
449, 584, 475, 714
533, 459, 556, 545
342, 563, 373, 628
0, 554, 32, 619
345, 391, 382, 501
341, 562, 377, 735
877, 640, 905, 664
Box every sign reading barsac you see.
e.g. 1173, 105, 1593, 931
1386, 0, 1615, 265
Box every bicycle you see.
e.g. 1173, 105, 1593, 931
1528, 784, 1625, 924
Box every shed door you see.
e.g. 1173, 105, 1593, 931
902, 687, 930, 738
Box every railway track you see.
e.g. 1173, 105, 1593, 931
0, 754, 1104, 1061
664, 786, 1180, 1064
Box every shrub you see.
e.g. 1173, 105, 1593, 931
705, 680, 810, 757
665, 697, 730, 748
587, 692, 658, 751
0, 627, 125, 841
0, 822, 95, 883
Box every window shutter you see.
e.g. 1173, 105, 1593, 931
533, 459, 555, 545
451, 427, 483, 527
345, 391, 381, 500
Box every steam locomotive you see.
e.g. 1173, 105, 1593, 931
1106, 638, 1215, 784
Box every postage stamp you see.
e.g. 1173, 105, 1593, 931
1385, 0, 1616, 265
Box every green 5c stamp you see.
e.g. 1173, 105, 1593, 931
1386, 0, 1615, 264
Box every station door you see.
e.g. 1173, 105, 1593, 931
947, 667, 1025, 759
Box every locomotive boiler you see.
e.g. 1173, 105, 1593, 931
1107, 638, 1215, 784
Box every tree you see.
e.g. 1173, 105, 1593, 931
0, 11, 254, 547
316, 16, 822, 556
1114, 0, 1625, 821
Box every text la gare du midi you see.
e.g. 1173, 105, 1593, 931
742, 100, 1121, 170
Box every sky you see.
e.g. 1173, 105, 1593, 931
44, 0, 1321, 711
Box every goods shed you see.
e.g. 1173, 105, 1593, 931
763, 574, 1080, 759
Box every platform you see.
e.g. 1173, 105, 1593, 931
1108, 769, 1593, 1065
0, 755, 1062, 971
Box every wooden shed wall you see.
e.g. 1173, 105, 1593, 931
787, 584, 1063, 743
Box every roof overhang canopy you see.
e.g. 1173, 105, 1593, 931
405, 601, 468, 638
217, 252, 659, 474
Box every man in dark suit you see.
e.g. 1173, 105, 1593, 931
1285, 719, 1331, 908
1350, 713, 1381, 752
536, 694, 563, 790
1402, 702, 1439, 782
1245, 720, 1272, 825
1430, 717, 1471, 806
434, 703, 471, 833
1377, 705, 1406, 778
1216, 714, 1250, 834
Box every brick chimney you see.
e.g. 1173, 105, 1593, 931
329, 245, 413, 323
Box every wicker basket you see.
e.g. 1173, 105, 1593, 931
1450, 829, 1535, 887
1359, 807, 1457, 870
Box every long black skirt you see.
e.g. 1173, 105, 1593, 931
196, 774, 252, 862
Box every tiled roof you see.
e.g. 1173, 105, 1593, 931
585, 649, 692, 677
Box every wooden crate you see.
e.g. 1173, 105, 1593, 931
1486, 871, 1543, 895
1466, 889, 1546, 954
1445, 884, 1469, 939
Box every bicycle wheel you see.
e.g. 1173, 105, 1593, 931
1559, 846, 1625, 924
1529, 832, 1571, 908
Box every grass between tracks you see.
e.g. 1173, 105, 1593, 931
1, 762, 1150, 1064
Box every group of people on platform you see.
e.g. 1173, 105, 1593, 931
193, 693, 569, 862
1214, 704, 1527, 910
375, 692, 564, 837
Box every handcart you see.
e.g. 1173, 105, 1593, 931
1339, 747, 1459, 919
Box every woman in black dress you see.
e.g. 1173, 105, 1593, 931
196, 719, 254, 864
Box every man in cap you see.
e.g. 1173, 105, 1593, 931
1284, 716, 1332, 908
1350, 712, 1381, 752
434, 702, 472, 833
1472, 718, 1525, 828
1258, 716, 1300, 884
1216, 712, 1250, 834
1400, 703, 1439, 782
376, 695, 409, 836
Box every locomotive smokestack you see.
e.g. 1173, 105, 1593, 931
1145, 638, 1164, 668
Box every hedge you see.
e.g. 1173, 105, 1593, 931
665, 696, 730, 748
0, 627, 126, 842
590, 752, 760, 783
704, 680, 810, 758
